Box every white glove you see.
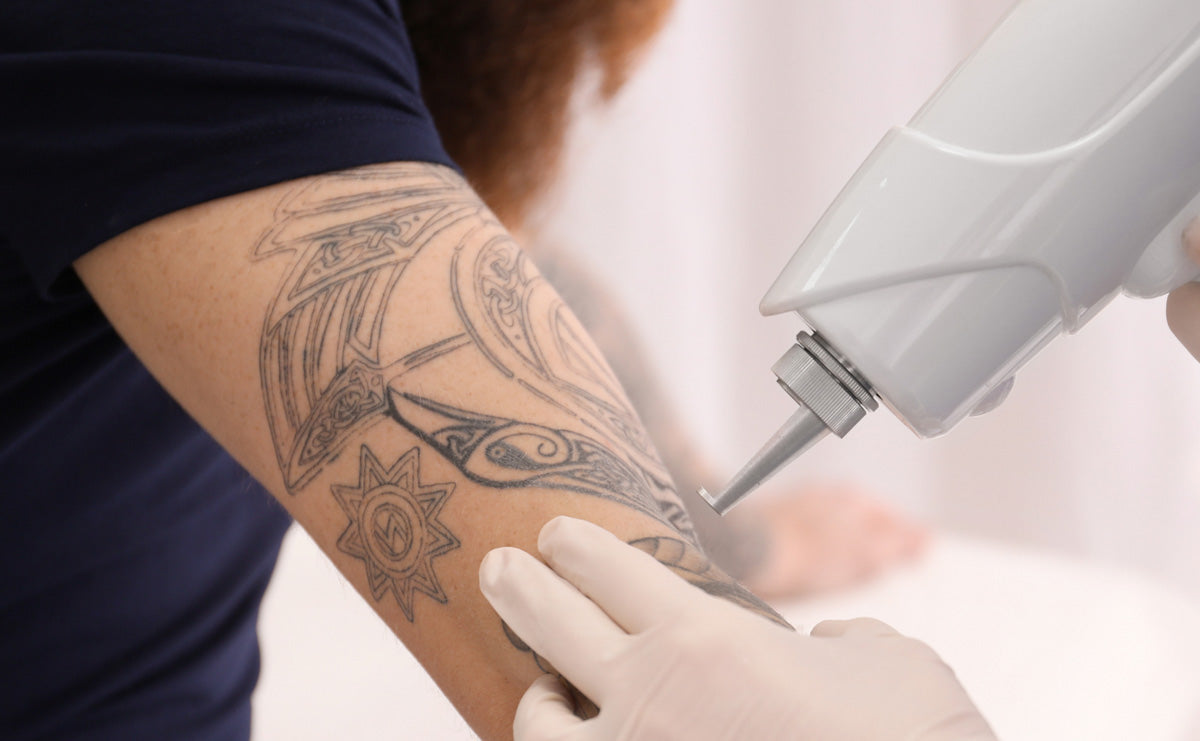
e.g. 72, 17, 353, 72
479, 516, 996, 741
1167, 220, 1200, 362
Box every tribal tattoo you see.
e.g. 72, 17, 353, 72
253, 164, 762, 649
253, 164, 693, 533
387, 391, 667, 519
500, 619, 600, 720
331, 445, 459, 622
254, 164, 475, 490
629, 535, 790, 628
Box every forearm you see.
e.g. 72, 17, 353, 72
76, 163, 783, 739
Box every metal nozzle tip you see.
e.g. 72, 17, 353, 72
699, 407, 832, 516
702, 333, 874, 516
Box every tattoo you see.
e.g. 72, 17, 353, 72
332, 445, 460, 622
501, 620, 600, 719
255, 164, 476, 490
255, 164, 693, 535
450, 235, 694, 538
630, 536, 791, 629
500, 620, 553, 675
534, 247, 778, 579
254, 163, 757, 658
388, 391, 667, 519
463, 240, 656, 458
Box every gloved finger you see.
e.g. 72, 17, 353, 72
479, 546, 626, 702
513, 675, 587, 741
810, 617, 901, 638
1167, 283, 1200, 363
537, 516, 705, 634
1185, 219, 1200, 264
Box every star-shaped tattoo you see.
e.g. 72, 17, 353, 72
332, 445, 460, 622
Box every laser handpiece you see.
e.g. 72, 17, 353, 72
703, 0, 1200, 514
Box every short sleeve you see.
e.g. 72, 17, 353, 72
0, 0, 457, 297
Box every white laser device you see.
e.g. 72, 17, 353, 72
702, 0, 1200, 514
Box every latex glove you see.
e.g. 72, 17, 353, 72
479, 516, 996, 741
1166, 220, 1200, 362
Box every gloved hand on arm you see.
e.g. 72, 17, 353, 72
479, 516, 997, 741
1167, 220, 1200, 361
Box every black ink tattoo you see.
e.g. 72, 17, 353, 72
535, 247, 788, 569
449, 234, 697, 539
332, 445, 460, 622
387, 391, 668, 519
500, 619, 600, 719
290, 363, 387, 478
254, 165, 477, 490
630, 535, 792, 629
255, 164, 694, 540
252, 164, 762, 675
500, 620, 553, 675
458, 238, 662, 468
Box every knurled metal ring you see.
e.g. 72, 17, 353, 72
797, 333, 878, 411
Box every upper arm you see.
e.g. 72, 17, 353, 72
74, 161, 779, 738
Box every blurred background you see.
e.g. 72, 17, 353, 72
254, 1, 1200, 738
538, 0, 1200, 593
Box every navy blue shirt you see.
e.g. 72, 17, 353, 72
0, 2, 454, 738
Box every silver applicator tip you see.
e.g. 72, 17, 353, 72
699, 407, 831, 515
700, 332, 878, 516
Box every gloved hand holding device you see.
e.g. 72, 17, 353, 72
479, 516, 996, 741
1167, 221, 1200, 362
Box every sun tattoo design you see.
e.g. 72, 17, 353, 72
332, 445, 460, 622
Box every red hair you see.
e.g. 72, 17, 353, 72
404, 0, 675, 226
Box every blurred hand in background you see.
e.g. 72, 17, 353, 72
737, 483, 927, 600
1166, 220, 1200, 362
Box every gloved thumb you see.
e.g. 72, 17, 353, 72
514, 674, 586, 741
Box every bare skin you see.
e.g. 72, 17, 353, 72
75, 162, 786, 740
1166, 222, 1200, 361
737, 486, 927, 599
